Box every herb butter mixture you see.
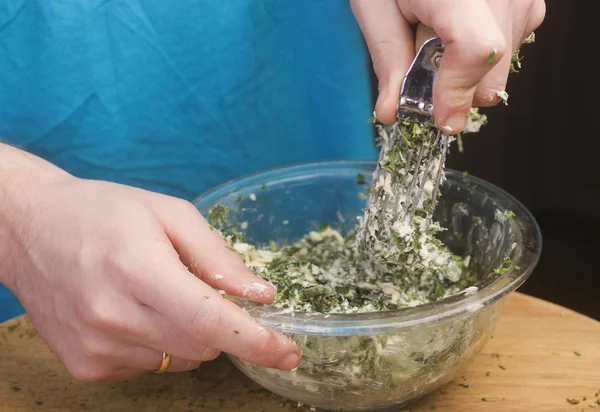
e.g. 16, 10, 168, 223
212, 110, 490, 314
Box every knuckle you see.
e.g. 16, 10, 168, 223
369, 40, 400, 75
79, 334, 112, 358
80, 299, 131, 334
68, 361, 111, 382
467, 37, 506, 64
173, 198, 199, 216
239, 329, 274, 364
189, 304, 220, 342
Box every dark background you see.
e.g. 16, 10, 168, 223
372, 0, 600, 320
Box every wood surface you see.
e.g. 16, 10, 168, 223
0, 292, 598, 412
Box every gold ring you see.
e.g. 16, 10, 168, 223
153, 352, 172, 374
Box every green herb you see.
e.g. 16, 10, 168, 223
457, 134, 464, 153
204, 296, 210, 299
459, 383, 469, 388
491, 353, 500, 358
35, 401, 43, 406
503, 210, 516, 219
174, 395, 187, 400
487, 51, 496, 65
430, 407, 437, 411
498, 365, 506, 370
7, 325, 17, 332
568, 399, 581, 405
356, 173, 366, 185
486, 371, 490, 377
366, 116, 377, 124
234, 330, 239, 335
11, 386, 22, 391
482, 397, 488, 402
28, 331, 36, 339
574, 351, 582, 357
79, 403, 86, 408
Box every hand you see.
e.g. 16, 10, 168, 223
2, 168, 300, 381
350, 0, 546, 133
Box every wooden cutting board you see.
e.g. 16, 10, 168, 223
0, 292, 598, 412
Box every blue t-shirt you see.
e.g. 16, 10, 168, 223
0, 0, 377, 321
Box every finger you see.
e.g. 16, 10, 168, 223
151, 195, 275, 304
120, 296, 223, 362
410, 0, 506, 134
119, 347, 203, 373
133, 253, 301, 370
350, 0, 415, 124
473, 3, 513, 107
520, 0, 546, 44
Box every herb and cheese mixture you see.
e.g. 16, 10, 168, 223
211, 110, 489, 313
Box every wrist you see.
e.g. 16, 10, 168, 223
0, 143, 72, 287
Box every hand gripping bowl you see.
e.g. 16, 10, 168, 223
193, 160, 541, 412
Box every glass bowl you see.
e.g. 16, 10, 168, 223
193, 160, 541, 412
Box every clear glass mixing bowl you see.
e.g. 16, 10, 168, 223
193, 160, 541, 412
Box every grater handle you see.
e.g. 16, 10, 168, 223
415, 24, 438, 53
397, 24, 444, 123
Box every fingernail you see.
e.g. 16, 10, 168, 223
277, 352, 301, 370
442, 115, 468, 135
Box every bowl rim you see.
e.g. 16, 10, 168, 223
194, 159, 543, 335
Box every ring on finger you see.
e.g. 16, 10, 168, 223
153, 352, 172, 374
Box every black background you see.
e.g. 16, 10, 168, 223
372, 0, 599, 320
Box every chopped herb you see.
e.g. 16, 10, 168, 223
481, 397, 488, 402
503, 210, 516, 219
430, 407, 437, 411
204, 296, 210, 299
356, 173, 366, 185
567, 399, 581, 405
366, 116, 377, 124
457, 134, 464, 153
7, 325, 17, 332
491, 353, 501, 358
487, 51, 496, 65
459, 383, 469, 388
486, 371, 490, 377
79, 403, 86, 408
174, 395, 187, 400
234, 330, 240, 334
574, 351, 582, 357
11, 386, 22, 391
498, 365, 506, 370
35, 401, 44, 406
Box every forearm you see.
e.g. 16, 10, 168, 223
0, 142, 71, 287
